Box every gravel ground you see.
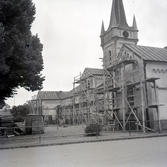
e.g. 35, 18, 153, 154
0, 137, 167, 167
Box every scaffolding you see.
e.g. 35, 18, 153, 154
59, 49, 162, 133
61, 68, 105, 125
97, 49, 162, 133
72, 71, 101, 124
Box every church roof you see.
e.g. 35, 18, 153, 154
37, 91, 67, 100
86, 68, 105, 75
108, 0, 129, 30
124, 44, 167, 62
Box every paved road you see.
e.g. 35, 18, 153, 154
0, 137, 167, 167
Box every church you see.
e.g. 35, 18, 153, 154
36, 0, 167, 132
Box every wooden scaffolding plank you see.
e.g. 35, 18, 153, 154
145, 78, 159, 82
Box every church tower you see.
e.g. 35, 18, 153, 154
100, 0, 138, 69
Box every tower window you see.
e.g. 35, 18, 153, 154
109, 50, 112, 61
123, 31, 129, 38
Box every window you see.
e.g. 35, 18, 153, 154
87, 80, 90, 89
109, 50, 112, 61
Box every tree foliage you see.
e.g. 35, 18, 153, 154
0, 0, 45, 106
10, 103, 32, 122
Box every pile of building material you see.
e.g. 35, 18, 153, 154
0, 115, 25, 137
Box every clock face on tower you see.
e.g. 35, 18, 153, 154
123, 31, 129, 38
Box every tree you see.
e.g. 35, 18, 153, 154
0, 0, 45, 107
10, 103, 32, 122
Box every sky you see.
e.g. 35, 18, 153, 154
5, 0, 167, 107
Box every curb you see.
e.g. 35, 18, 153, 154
0, 133, 167, 150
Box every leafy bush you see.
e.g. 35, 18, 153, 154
84, 123, 102, 136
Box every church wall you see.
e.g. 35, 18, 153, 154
145, 62, 167, 129
146, 62, 167, 88
158, 90, 167, 119
103, 42, 115, 69
145, 62, 167, 118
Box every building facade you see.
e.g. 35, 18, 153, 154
36, 91, 66, 124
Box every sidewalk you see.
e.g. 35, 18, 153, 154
1, 130, 167, 150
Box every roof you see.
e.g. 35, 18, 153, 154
62, 90, 73, 99
62, 85, 81, 99
37, 91, 67, 100
87, 68, 105, 75
124, 44, 167, 62
81, 68, 108, 80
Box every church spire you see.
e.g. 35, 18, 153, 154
132, 15, 138, 30
108, 0, 129, 30
100, 21, 105, 36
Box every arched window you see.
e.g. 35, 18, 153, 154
109, 50, 112, 61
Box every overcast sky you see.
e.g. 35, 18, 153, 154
5, 0, 167, 107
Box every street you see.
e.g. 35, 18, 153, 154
0, 137, 167, 167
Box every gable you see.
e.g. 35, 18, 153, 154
80, 68, 108, 80
80, 68, 93, 80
